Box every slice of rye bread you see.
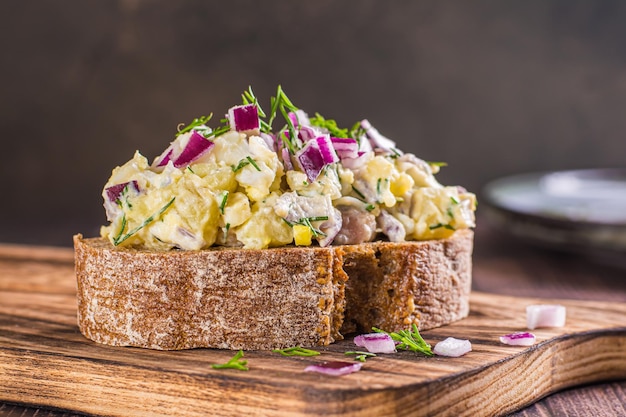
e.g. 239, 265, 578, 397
73, 229, 473, 350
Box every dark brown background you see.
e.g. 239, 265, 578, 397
1, 1, 625, 247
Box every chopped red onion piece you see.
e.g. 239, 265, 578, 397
259, 132, 277, 152
361, 119, 396, 151
331, 137, 359, 159
296, 140, 326, 182
173, 130, 214, 168
304, 361, 362, 376
288, 110, 310, 127
433, 337, 472, 357
105, 180, 139, 203
500, 332, 536, 346
281, 147, 294, 171
153, 131, 214, 169
315, 135, 339, 164
526, 304, 566, 329
353, 333, 396, 353
154, 148, 174, 168
298, 125, 319, 142
340, 151, 368, 170
227, 104, 259, 133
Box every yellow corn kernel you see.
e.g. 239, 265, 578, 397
293, 224, 313, 246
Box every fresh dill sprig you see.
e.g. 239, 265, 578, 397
246, 156, 261, 171
345, 351, 377, 362
211, 350, 248, 371
267, 85, 300, 153
232, 156, 261, 172
429, 223, 456, 231
209, 124, 231, 138
113, 197, 176, 246
309, 112, 349, 138
272, 346, 320, 357
283, 216, 329, 238
218, 191, 229, 215
373, 324, 433, 356
351, 185, 366, 200
176, 114, 213, 137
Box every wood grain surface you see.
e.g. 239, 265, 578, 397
1, 244, 625, 417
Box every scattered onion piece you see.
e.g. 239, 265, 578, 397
315, 135, 339, 164
500, 332, 536, 346
331, 137, 359, 160
227, 103, 259, 133
340, 151, 368, 170
526, 304, 566, 330
433, 337, 472, 357
298, 125, 319, 142
353, 333, 396, 354
304, 361, 362, 376
174, 131, 214, 168
361, 119, 396, 151
105, 180, 139, 203
154, 131, 214, 169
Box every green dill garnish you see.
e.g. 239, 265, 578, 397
373, 324, 433, 356
187, 166, 196, 175
113, 197, 176, 246
351, 185, 366, 200
345, 351, 377, 362
218, 191, 229, 214
428, 161, 448, 168
176, 113, 230, 140
390, 148, 402, 158
211, 350, 248, 371
176, 114, 213, 137
429, 223, 456, 231
232, 156, 261, 172
113, 214, 128, 244
272, 346, 320, 357
283, 216, 329, 238
450, 196, 460, 205
309, 112, 349, 138
209, 124, 231, 138
365, 204, 376, 212
246, 156, 261, 171
265, 85, 299, 153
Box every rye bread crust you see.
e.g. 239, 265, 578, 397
73, 229, 473, 350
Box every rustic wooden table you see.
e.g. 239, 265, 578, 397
1, 216, 625, 416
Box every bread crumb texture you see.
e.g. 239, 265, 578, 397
73, 230, 473, 350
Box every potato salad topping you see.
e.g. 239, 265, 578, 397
100, 86, 476, 250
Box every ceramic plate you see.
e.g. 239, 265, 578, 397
482, 168, 626, 261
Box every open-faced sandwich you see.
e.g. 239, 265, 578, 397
74, 86, 476, 350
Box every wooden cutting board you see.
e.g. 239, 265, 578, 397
1, 244, 625, 417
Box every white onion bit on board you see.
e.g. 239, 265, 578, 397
500, 332, 536, 346
304, 361, 362, 376
353, 333, 397, 354
526, 304, 566, 330
433, 337, 472, 357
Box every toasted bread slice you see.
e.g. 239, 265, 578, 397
73, 229, 473, 350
